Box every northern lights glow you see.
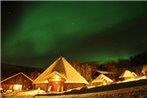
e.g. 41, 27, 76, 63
2, 1, 147, 68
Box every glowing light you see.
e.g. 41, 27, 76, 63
48, 86, 52, 92
13, 84, 22, 91
57, 86, 60, 92
48, 74, 63, 82
54, 75, 62, 81
45, 80, 48, 83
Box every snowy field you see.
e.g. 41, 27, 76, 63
1, 89, 46, 98
1, 85, 147, 98
1, 79, 147, 98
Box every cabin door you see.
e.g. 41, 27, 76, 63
47, 74, 65, 92
48, 81, 64, 92
52, 81, 64, 91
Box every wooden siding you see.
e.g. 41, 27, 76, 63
1, 73, 33, 91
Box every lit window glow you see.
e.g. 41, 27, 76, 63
13, 84, 22, 91
53, 75, 62, 81
45, 80, 48, 83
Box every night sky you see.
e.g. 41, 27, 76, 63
2, 1, 147, 68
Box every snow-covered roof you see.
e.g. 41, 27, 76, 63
96, 70, 115, 74
119, 70, 136, 78
0, 72, 33, 83
33, 56, 89, 84
92, 74, 113, 83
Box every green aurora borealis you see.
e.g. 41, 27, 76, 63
2, 1, 147, 68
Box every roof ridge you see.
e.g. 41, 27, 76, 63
0, 72, 33, 83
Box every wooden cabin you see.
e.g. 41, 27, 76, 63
93, 69, 116, 80
91, 74, 113, 86
0, 72, 34, 92
119, 70, 137, 81
33, 56, 89, 92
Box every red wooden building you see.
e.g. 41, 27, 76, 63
33, 56, 89, 92
0, 72, 34, 92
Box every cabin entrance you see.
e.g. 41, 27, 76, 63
48, 81, 64, 92
47, 74, 65, 92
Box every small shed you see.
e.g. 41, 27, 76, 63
119, 70, 137, 81
92, 74, 113, 86
0, 72, 33, 92
92, 69, 115, 80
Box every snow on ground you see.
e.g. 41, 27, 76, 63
116, 76, 147, 83
16, 89, 47, 96
1, 89, 46, 97
1, 78, 147, 98
2, 85, 147, 98
35, 85, 147, 98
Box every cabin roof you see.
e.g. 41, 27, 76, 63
92, 74, 113, 83
96, 70, 115, 74
33, 56, 89, 84
0, 72, 33, 83
119, 70, 136, 78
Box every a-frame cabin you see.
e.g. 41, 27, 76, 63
33, 56, 89, 92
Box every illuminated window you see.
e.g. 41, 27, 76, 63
50, 74, 62, 81
13, 84, 22, 91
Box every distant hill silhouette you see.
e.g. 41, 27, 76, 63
130, 51, 147, 66
1, 63, 43, 80
1, 51, 147, 81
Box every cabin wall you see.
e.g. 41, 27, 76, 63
92, 82, 104, 86
92, 81, 112, 86
35, 83, 48, 91
1, 74, 33, 91
120, 77, 134, 81
64, 83, 86, 90
34, 83, 86, 92
48, 81, 64, 92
